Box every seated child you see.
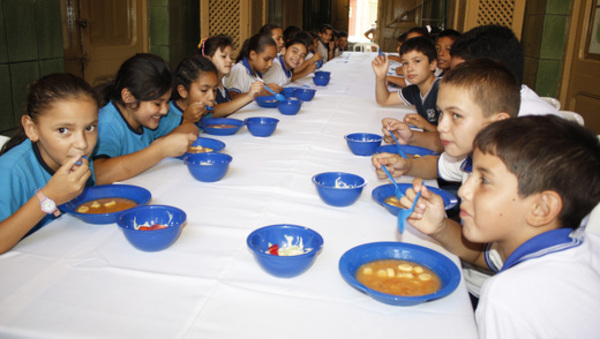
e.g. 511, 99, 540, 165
408, 115, 600, 338
316, 24, 335, 62
224, 33, 278, 99
0, 73, 99, 253
372, 57, 521, 302
263, 37, 308, 86
199, 35, 262, 116
291, 31, 321, 77
283, 25, 302, 44
171, 54, 219, 122
334, 31, 348, 58
434, 29, 461, 77
372, 37, 442, 151
93, 53, 198, 184
259, 23, 285, 54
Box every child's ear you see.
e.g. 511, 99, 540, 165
22, 115, 39, 142
249, 50, 257, 61
527, 190, 563, 227
429, 58, 438, 72
121, 88, 136, 104
491, 112, 511, 122
280, 47, 287, 55
177, 84, 189, 100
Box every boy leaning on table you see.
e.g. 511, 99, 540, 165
407, 116, 600, 338
372, 57, 520, 302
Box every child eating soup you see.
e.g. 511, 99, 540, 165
171, 54, 219, 122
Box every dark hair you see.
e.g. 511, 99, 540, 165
259, 23, 282, 36
406, 26, 431, 40
309, 31, 319, 40
285, 37, 308, 51
199, 35, 233, 57
96, 53, 172, 108
294, 31, 315, 49
450, 24, 524, 82
235, 33, 277, 63
319, 24, 333, 34
1, 73, 99, 155
399, 36, 437, 62
283, 25, 302, 42
397, 32, 408, 43
436, 29, 461, 43
172, 55, 218, 101
336, 31, 348, 38
474, 115, 600, 229
441, 58, 520, 118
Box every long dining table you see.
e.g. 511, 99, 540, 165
0, 52, 478, 338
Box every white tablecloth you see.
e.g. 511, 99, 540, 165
0, 53, 477, 338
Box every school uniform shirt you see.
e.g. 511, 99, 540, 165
224, 57, 262, 94
316, 40, 330, 62
398, 77, 441, 125
0, 139, 95, 237
93, 101, 180, 159
216, 85, 231, 104
262, 55, 292, 87
477, 228, 600, 339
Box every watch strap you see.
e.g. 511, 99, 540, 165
35, 189, 60, 217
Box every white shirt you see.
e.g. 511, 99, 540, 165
262, 56, 292, 87
224, 58, 261, 94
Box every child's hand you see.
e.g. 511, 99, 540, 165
182, 101, 208, 123
44, 155, 91, 205
267, 83, 282, 93
371, 152, 410, 178
403, 113, 436, 132
247, 81, 264, 99
371, 54, 389, 79
405, 178, 448, 236
381, 118, 414, 144
313, 51, 323, 61
156, 133, 197, 158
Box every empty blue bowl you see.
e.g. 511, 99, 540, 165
247, 224, 324, 278
345, 133, 383, 156
312, 172, 367, 207
282, 87, 296, 98
376, 144, 438, 157
313, 76, 330, 86
277, 98, 302, 115
184, 152, 233, 182
245, 117, 279, 137
294, 88, 316, 101
314, 71, 331, 78
371, 183, 458, 216
255, 95, 279, 108
117, 205, 187, 252
339, 242, 461, 306
200, 118, 244, 136
60, 184, 152, 224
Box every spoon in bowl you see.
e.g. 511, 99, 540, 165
381, 165, 404, 201
398, 191, 421, 234
256, 77, 286, 102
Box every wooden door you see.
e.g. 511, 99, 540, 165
376, 0, 422, 53
561, 0, 600, 133
63, 0, 148, 86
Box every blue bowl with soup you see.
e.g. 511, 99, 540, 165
339, 242, 461, 306
371, 183, 457, 216
200, 118, 244, 136
345, 133, 383, 156
312, 172, 367, 207
177, 137, 226, 160
117, 205, 187, 252
61, 184, 152, 224
255, 95, 279, 108
247, 224, 324, 278
184, 152, 233, 182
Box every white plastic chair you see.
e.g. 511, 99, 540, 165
557, 110, 585, 126
0, 135, 9, 149
353, 42, 379, 53
540, 97, 561, 110
584, 201, 600, 235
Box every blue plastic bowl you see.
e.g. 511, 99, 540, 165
245, 117, 279, 137
376, 144, 438, 157
178, 137, 226, 160
371, 183, 458, 216
184, 152, 233, 182
312, 172, 367, 207
313, 76, 330, 86
117, 205, 187, 252
60, 184, 152, 224
277, 98, 302, 115
314, 71, 331, 78
294, 88, 316, 101
282, 87, 296, 98
339, 242, 461, 306
255, 95, 279, 108
247, 224, 324, 278
345, 133, 383, 156
200, 118, 244, 136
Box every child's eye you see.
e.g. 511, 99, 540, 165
480, 176, 490, 185
452, 113, 462, 119
58, 127, 69, 134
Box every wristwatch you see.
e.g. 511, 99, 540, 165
35, 189, 60, 217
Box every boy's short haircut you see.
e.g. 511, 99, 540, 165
406, 26, 432, 40
474, 115, 600, 229
397, 32, 407, 43
285, 37, 308, 50
436, 29, 461, 42
440, 58, 520, 118
450, 24, 524, 82
337, 31, 348, 38
399, 36, 437, 63
319, 24, 333, 34
283, 25, 302, 42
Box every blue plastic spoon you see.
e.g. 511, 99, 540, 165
388, 131, 408, 159
205, 105, 214, 111
256, 77, 286, 101
398, 191, 421, 234
381, 165, 404, 201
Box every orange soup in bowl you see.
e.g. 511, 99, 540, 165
356, 259, 441, 296
76, 198, 137, 214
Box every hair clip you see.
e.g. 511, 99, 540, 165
198, 37, 211, 56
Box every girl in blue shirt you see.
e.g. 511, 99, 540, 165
0, 73, 98, 253
171, 54, 219, 123
93, 53, 198, 184
200, 35, 262, 116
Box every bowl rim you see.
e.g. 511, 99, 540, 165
278, 98, 302, 105
200, 117, 245, 127
117, 204, 187, 232
311, 172, 367, 189
61, 184, 152, 218
244, 116, 280, 124
247, 224, 324, 258
344, 133, 384, 142
371, 183, 458, 211
184, 151, 233, 165
339, 241, 461, 304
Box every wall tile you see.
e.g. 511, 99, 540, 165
4, 0, 38, 62
523, 56, 539, 91
547, 0, 571, 15
540, 15, 568, 60
169, 6, 182, 44
36, 0, 64, 59
535, 59, 561, 97
150, 45, 170, 63
150, 7, 169, 45
0, 2, 8, 63
10, 62, 40, 122
0, 65, 15, 133
40, 58, 65, 76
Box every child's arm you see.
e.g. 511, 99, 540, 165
94, 132, 197, 185
372, 152, 439, 179
213, 82, 263, 117
386, 76, 407, 88
372, 55, 403, 106
407, 178, 487, 267
403, 113, 437, 132
291, 61, 317, 81
382, 118, 443, 153
0, 156, 91, 254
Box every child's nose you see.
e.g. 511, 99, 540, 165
458, 175, 474, 201
160, 102, 169, 115
73, 131, 88, 150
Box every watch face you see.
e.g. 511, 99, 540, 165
41, 199, 56, 213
